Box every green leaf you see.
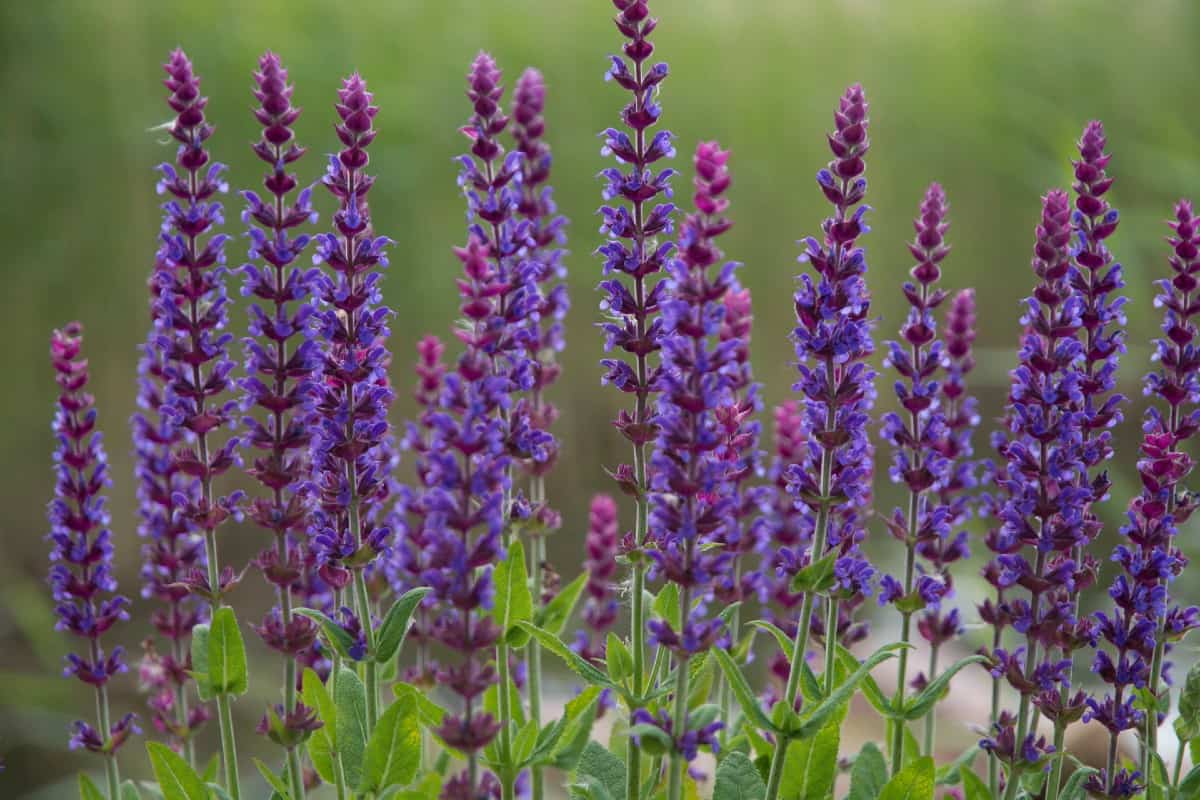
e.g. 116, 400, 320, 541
902, 655, 988, 720
78, 774, 105, 800
654, 583, 681, 631
294, 608, 357, 660
789, 550, 838, 594
359, 687, 421, 793
190, 623, 213, 702
835, 644, 893, 717
628, 723, 673, 757
606, 632, 633, 682
146, 741, 208, 800
1179, 763, 1200, 799
713, 647, 777, 735
516, 622, 615, 689
375, 587, 431, 664
571, 741, 626, 800
207, 607, 248, 696
878, 756, 935, 800
120, 780, 143, 800
1178, 661, 1200, 742
688, 653, 716, 710
302, 667, 337, 783
206, 785, 233, 800
253, 758, 292, 799
1060, 766, 1097, 800
780, 717, 839, 800
749, 620, 794, 658
549, 687, 603, 770
200, 754, 220, 784
713, 751, 767, 800
795, 643, 904, 738
494, 540, 534, 647
536, 571, 588, 635
935, 745, 979, 785
847, 742, 888, 800
960, 768, 992, 800
335, 665, 369, 788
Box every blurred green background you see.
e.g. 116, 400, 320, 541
4, 0, 1200, 796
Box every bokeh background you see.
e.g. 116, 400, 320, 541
5, 0, 1200, 796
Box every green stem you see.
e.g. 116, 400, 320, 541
627, 436, 649, 800
1173, 735, 1186, 796
276, 533, 306, 800
667, 586, 692, 800
172, 637, 196, 769
498, 636, 515, 800
93, 674, 120, 800
922, 645, 939, 757
529, 529, 546, 800
352, 568, 379, 733
216, 693, 241, 800
823, 598, 839, 695
988, 606, 1003, 797
1002, 552, 1045, 800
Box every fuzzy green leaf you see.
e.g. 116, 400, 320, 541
253, 758, 292, 799
146, 741, 208, 800
654, 583, 681, 631
780, 717, 839, 799
571, 741, 626, 800
294, 607, 357, 660
549, 687, 603, 770
516, 622, 614, 689
835, 644, 894, 717
847, 742, 888, 800
359, 687, 421, 793
536, 571, 588, 635
375, 587, 431, 664
713, 751, 767, 800
189, 623, 213, 702
960, 768, 992, 800
878, 756, 935, 800
207, 607, 248, 696
795, 643, 903, 738
1060, 766, 1097, 800
789, 550, 839, 594
713, 647, 777, 735
1178, 662, 1200, 743
302, 667, 337, 783
494, 540, 534, 647
606, 632, 633, 682
78, 774, 105, 800
335, 666, 369, 788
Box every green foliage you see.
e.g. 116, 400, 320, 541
878, 756, 935, 800
493, 539, 534, 647
960, 768, 993, 800
714, 752, 767, 800
335, 665, 370, 788
570, 741, 627, 800
77, 773, 105, 800
146, 741, 208, 800
375, 586, 432, 664
1178, 661, 1200, 743
253, 759, 292, 799
606, 632, 634, 682
847, 743, 888, 800
536, 571, 588, 635
789, 551, 838, 594
207, 607, 248, 696
516, 622, 614, 690
359, 687, 422, 793
654, 584, 681, 631
294, 608, 359, 661
779, 717, 839, 800
302, 667, 338, 784
1060, 766, 1097, 800
713, 647, 777, 734
189, 623, 213, 702
900, 655, 987, 720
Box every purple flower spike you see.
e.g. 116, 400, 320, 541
48, 323, 136, 758
645, 140, 742, 770
309, 72, 395, 584
154, 49, 241, 599
1090, 200, 1200, 792
783, 85, 877, 661
983, 189, 1091, 776
577, 494, 620, 664
239, 52, 321, 674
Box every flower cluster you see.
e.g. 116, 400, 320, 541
783, 84, 877, 649
307, 73, 395, 596
132, 271, 209, 746
1086, 200, 1200, 796
982, 189, 1091, 770
48, 324, 138, 757
576, 494, 620, 664
154, 49, 243, 602
240, 52, 321, 669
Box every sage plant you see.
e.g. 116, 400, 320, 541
596, 2, 675, 795
48, 324, 136, 800
154, 49, 244, 798
238, 51, 320, 799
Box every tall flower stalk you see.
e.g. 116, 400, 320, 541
133, 273, 208, 762
48, 324, 137, 800
511, 67, 569, 800
879, 183, 954, 774
596, 3, 675, 795
1044, 120, 1125, 800
309, 72, 395, 737
239, 51, 320, 800
1132, 201, 1200, 790
155, 49, 243, 798
766, 84, 877, 800
983, 190, 1090, 800
643, 140, 738, 800
919, 287, 977, 755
